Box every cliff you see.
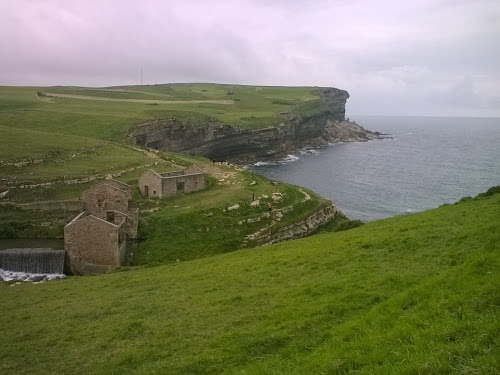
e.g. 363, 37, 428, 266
246, 203, 345, 246
128, 87, 381, 162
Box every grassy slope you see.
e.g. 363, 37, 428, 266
1, 84, 316, 153
1, 191, 498, 375
0, 84, 331, 262
134, 170, 329, 264
1, 83, 318, 181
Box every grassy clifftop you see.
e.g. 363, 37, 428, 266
0, 83, 327, 198
1, 84, 319, 157
1, 84, 324, 186
1, 189, 498, 374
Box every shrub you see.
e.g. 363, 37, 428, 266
477, 186, 500, 198
333, 219, 365, 232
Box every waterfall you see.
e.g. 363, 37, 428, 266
0, 248, 65, 274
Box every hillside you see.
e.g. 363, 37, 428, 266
0, 84, 377, 165
0, 84, 353, 263
1, 189, 498, 374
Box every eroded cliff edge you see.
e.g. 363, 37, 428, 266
128, 87, 383, 162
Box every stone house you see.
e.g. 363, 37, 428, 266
64, 180, 138, 275
80, 182, 138, 238
64, 212, 127, 274
138, 165, 206, 199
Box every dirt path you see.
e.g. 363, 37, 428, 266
44, 92, 234, 105
299, 188, 311, 202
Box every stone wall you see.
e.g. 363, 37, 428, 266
124, 208, 139, 239
138, 169, 206, 198
161, 173, 206, 198
0, 200, 82, 212
182, 173, 206, 194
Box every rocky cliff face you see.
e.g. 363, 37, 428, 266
249, 203, 345, 246
128, 87, 381, 162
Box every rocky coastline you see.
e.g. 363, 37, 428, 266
128, 87, 387, 163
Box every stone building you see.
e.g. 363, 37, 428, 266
64, 180, 138, 275
80, 181, 138, 238
138, 165, 206, 199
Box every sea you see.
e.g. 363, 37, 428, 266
251, 116, 500, 222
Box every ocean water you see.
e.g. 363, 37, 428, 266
251, 116, 500, 221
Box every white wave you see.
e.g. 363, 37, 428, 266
300, 148, 320, 155
280, 154, 300, 163
253, 161, 276, 166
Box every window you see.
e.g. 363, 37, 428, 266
177, 181, 185, 192
107, 212, 115, 222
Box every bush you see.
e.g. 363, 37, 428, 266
332, 219, 365, 232
455, 186, 500, 204
477, 186, 500, 198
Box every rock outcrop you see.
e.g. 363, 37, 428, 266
128, 87, 382, 162
247, 203, 345, 246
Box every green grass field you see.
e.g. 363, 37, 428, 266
0, 83, 321, 188
0, 83, 317, 161
1, 189, 498, 374
0, 84, 332, 258
1, 84, 498, 374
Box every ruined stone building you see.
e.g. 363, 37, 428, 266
138, 165, 206, 198
64, 179, 138, 275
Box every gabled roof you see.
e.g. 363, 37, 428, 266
95, 179, 133, 192
82, 182, 131, 199
65, 212, 125, 229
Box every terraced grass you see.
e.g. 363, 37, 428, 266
0, 83, 321, 196
0, 125, 104, 160
0, 83, 334, 258
0, 190, 498, 375
0, 143, 154, 180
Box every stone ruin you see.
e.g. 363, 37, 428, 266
64, 179, 139, 275
138, 165, 206, 199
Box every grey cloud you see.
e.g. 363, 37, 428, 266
0, 0, 499, 116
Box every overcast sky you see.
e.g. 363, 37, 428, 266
1, 0, 499, 116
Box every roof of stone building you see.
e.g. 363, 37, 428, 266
65, 211, 125, 229
82, 181, 132, 199
93, 179, 133, 193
